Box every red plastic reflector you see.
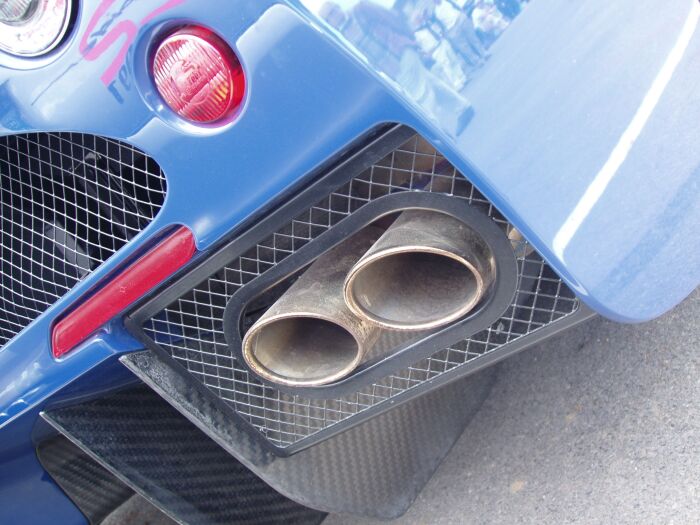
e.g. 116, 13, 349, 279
52, 227, 196, 358
152, 26, 245, 123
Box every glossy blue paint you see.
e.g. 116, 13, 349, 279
291, 0, 700, 322
0, 328, 141, 523
0, 4, 412, 520
0, 0, 698, 522
0, 356, 138, 525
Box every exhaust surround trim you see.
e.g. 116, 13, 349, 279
344, 209, 496, 331
224, 191, 517, 398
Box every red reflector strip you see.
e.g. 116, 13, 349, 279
52, 226, 196, 358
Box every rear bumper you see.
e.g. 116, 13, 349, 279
0, 0, 697, 522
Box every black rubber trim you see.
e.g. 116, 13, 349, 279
223, 191, 518, 398
122, 122, 595, 455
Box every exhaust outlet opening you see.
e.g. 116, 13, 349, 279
344, 209, 496, 330
243, 316, 362, 386
345, 250, 483, 330
237, 203, 500, 386
240, 228, 382, 386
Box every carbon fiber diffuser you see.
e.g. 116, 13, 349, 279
41, 351, 497, 520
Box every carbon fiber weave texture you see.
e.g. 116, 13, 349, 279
122, 351, 497, 519
37, 436, 134, 524
43, 386, 327, 525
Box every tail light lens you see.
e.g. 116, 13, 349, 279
152, 26, 245, 124
0, 0, 72, 57
0, 0, 33, 21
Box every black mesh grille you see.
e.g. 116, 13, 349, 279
140, 132, 579, 449
0, 132, 167, 347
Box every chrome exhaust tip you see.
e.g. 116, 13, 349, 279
344, 210, 495, 331
242, 314, 366, 387
242, 229, 381, 386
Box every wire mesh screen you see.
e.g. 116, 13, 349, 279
141, 133, 579, 449
0, 132, 167, 347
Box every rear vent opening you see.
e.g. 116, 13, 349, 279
130, 127, 581, 451
0, 132, 167, 347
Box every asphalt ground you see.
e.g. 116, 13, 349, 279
327, 287, 699, 524
109, 287, 699, 524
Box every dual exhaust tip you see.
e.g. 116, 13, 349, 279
242, 210, 496, 387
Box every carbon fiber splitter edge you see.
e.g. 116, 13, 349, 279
37, 436, 135, 524
43, 354, 497, 520
41, 385, 327, 525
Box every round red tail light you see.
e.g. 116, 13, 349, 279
152, 26, 245, 124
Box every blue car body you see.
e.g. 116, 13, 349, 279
0, 0, 698, 523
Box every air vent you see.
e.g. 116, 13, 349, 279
0, 132, 167, 347
128, 126, 583, 451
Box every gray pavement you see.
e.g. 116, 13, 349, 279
114, 288, 699, 524
327, 288, 699, 525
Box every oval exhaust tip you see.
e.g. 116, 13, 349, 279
344, 210, 495, 331
242, 315, 363, 386
344, 249, 484, 330
240, 228, 382, 387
